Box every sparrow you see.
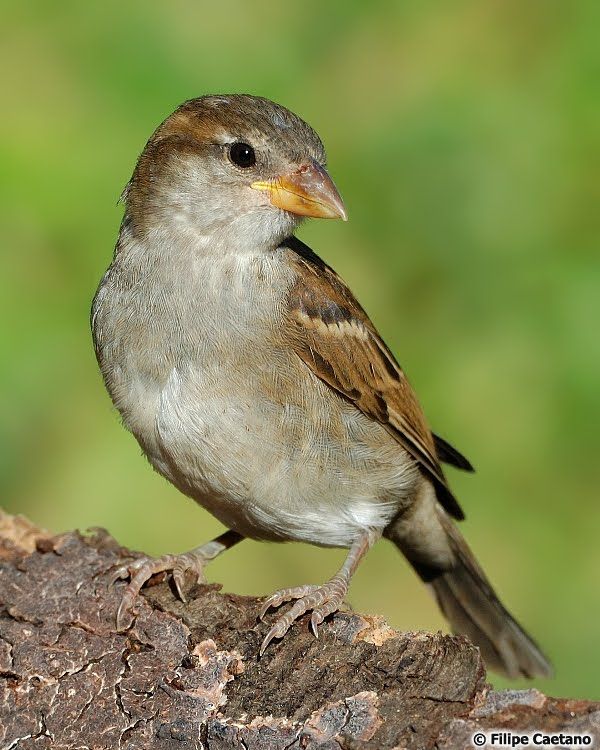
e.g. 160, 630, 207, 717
92, 94, 551, 678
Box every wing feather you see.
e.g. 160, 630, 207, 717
283, 237, 465, 521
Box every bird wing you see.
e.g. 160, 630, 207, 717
432, 433, 474, 473
283, 236, 466, 520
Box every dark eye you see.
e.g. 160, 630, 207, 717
229, 142, 256, 168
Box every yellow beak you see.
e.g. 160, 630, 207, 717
251, 160, 347, 221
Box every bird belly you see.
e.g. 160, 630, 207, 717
152, 359, 420, 548
94, 252, 420, 547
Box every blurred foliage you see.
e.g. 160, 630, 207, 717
1, 1, 599, 698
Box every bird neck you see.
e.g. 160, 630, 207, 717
122, 178, 300, 261
113, 208, 298, 278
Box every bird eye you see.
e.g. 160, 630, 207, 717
228, 142, 256, 168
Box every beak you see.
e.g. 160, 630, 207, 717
251, 159, 347, 221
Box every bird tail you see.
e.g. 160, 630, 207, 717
386, 483, 552, 679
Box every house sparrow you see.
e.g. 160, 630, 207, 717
92, 94, 551, 678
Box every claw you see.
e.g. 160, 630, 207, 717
310, 612, 322, 637
172, 570, 187, 602
259, 626, 277, 656
109, 557, 153, 587
116, 592, 136, 631
108, 562, 136, 587
258, 601, 272, 622
258, 593, 284, 621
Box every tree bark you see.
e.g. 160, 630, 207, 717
0, 510, 597, 749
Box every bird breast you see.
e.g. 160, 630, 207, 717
92, 237, 419, 547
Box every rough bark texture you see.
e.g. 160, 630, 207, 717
0, 510, 597, 749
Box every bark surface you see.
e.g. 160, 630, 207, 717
0, 511, 597, 749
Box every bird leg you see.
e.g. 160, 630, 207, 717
111, 529, 243, 630
258, 528, 379, 655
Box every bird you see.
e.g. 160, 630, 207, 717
91, 94, 552, 678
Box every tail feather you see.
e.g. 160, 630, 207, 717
387, 484, 552, 679
427, 544, 552, 679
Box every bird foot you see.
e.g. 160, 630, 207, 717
258, 575, 348, 655
110, 550, 208, 630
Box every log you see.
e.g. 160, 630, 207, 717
0, 510, 597, 749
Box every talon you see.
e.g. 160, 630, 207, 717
310, 612, 322, 637
116, 595, 136, 631
259, 628, 276, 657
176, 584, 188, 603
259, 593, 284, 620
108, 564, 134, 587
259, 620, 289, 656
259, 597, 277, 621
172, 569, 187, 602
109, 569, 125, 587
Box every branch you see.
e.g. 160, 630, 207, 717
0, 510, 597, 749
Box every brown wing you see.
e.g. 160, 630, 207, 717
283, 237, 465, 521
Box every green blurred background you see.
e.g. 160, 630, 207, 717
2, 1, 599, 699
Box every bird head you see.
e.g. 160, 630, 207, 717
124, 94, 346, 250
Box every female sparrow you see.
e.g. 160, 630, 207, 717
92, 95, 551, 678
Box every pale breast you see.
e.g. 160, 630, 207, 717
94, 243, 420, 548
153, 351, 420, 547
